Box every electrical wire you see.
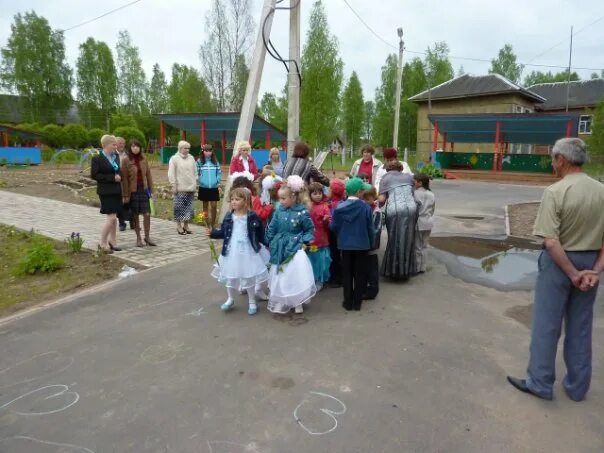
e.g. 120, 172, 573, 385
341, 0, 604, 72
58, 0, 145, 33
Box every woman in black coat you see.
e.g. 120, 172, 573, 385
90, 134, 123, 253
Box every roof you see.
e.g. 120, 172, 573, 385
0, 123, 45, 140
154, 112, 286, 142
528, 79, 604, 111
409, 74, 545, 104
428, 112, 578, 144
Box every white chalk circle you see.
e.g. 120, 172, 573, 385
0, 384, 80, 416
293, 391, 347, 436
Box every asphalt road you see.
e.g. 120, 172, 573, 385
2, 180, 603, 453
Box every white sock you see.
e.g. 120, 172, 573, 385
246, 286, 256, 305
225, 286, 237, 304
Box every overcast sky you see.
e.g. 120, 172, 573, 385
1, 0, 603, 100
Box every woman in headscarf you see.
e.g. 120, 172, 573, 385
378, 160, 418, 281
282, 141, 330, 186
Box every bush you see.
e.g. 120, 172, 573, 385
40, 145, 55, 162
111, 112, 137, 131
53, 149, 80, 164
419, 164, 444, 178
14, 238, 64, 275
43, 124, 67, 148
113, 126, 146, 148
63, 124, 89, 149
88, 128, 106, 147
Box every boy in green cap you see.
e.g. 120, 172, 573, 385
330, 178, 375, 311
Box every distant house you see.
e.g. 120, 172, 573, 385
529, 79, 604, 141
409, 74, 545, 157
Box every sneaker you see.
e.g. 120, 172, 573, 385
220, 299, 234, 312
248, 304, 258, 315
255, 290, 269, 301
294, 304, 304, 314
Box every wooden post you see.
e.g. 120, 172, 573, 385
221, 130, 227, 165
432, 121, 439, 152
2, 131, 8, 147
450, 142, 455, 152
492, 121, 501, 172
201, 121, 207, 145
181, 130, 186, 140
265, 130, 271, 149
159, 121, 165, 147
566, 120, 572, 137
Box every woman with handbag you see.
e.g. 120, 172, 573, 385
121, 139, 157, 247
90, 134, 123, 253
168, 140, 198, 235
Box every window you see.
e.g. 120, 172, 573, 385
578, 115, 592, 134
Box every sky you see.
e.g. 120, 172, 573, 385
0, 0, 603, 101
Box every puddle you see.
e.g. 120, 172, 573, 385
430, 236, 541, 291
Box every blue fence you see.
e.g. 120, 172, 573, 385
0, 147, 42, 165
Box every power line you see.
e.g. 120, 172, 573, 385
341, 0, 604, 71
58, 0, 145, 33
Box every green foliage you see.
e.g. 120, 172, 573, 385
168, 64, 215, 113
111, 112, 137, 131
116, 30, 147, 114
259, 88, 287, 131
0, 11, 73, 123
87, 128, 106, 147
148, 63, 169, 113
63, 123, 88, 148
523, 70, 580, 87
363, 101, 375, 142
372, 54, 398, 147
489, 44, 523, 83
14, 237, 64, 275
133, 115, 159, 141
425, 42, 454, 86
42, 124, 67, 148
300, 0, 343, 149
589, 101, 604, 156
113, 126, 146, 148
53, 149, 80, 163
76, 38, 118, 129
229, 54, 249, 111
40, 145, 54, 162
65, 232, 84, 253
419, 163, 444, 178
16, 122, 42, 133
341, 71, 365, 151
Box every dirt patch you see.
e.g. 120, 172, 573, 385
505, 304, 532, 328
508, 202, 540, 239
0, 224, 141, 317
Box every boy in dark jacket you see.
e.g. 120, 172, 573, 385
330, 178, 374, 311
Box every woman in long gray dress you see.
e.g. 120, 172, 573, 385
378, 161, 418, 280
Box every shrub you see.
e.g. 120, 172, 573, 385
111, 112, 137, 131
43, 124, 67, 148
419, 164, 444, 178
40, 145, 55, 162
53, 149, 80, 164
113, 126, 146, 148
88, 128, 106, 147
14, 238, 64, 275
63, 124, 89, 149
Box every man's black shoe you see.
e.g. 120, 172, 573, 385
119, 224, 127, 232
506, 376, 552, 400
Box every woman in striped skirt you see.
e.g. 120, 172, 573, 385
168, 141, 198, 235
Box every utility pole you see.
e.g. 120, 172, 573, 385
565, 25, 573, 113
287, 0, 301, 157
392, 27, 404, 150
219, 0, 277, 219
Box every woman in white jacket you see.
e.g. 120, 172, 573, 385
168, 140, 198, 234
349, 144, 382, 185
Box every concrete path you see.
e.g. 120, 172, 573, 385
0, 191, 209, 268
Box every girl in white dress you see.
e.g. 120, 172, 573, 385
209, 188, 269, 315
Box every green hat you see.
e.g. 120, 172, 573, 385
345, 177, 364, 195
361, 182, 373, 191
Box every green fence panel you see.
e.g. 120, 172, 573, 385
435, 152, 553, 173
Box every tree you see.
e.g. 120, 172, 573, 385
116, 30, 147, 114
76, 38, 117, 130
168, 64, 215, 113
489, 44, 523, 83
259, 91, 287, 131
300, 1, 343, 149
589, 101, 604, 156
524, 70, 580, 86
147, 63, 169, 113
363, 100, 375, 142
111, 112, 137, 131
63, 123, 89, 148
113, 126, 146, 148
400, 57, 427, 151
0, 11, 72, 123
372, 54, 397, 147
229, 54, 249, 110
424, 41, 454, 87
341, 72, 365, 152
199, 0, 255, 111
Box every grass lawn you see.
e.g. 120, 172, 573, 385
0, 224, 133, 316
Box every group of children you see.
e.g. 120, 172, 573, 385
197, 147, 434, 316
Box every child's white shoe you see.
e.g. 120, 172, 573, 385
221, 299, 234, 312
248, 303, 258, 315
294, 304, 304, 314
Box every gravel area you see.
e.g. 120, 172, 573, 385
508, 202, 540, 238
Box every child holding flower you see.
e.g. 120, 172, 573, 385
265, 176, 316, 314
208, 188, 269, 315
307, 182, 331, 291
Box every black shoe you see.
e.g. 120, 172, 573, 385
119, 224, 127, 232
353, 305, 361, 311
108, 242, 123, 252
362, 293, 377, 300
506, 376, 552, 400
342, 301, 353, 311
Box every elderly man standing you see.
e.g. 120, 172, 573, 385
507, 138, 604, 401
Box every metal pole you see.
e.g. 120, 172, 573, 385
565, 25, 573, 113
287, 0, 301, 157
219, 0, 277, 220
392, 28, 404, 149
